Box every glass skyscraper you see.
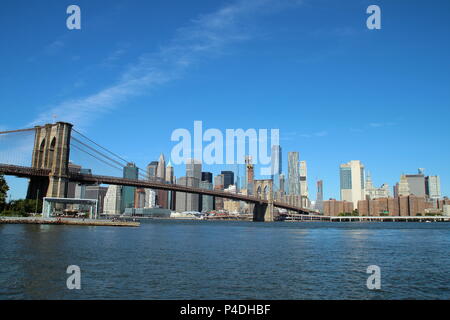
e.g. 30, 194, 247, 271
288, 152, 300, 195
121, 162, 138, 212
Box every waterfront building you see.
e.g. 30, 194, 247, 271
104, 185, 122, 214
175, 176, 199, 212
145, 189, 156, 208
134, 188, 146, 208
199, 180, 213, 212
340, 160, 365, 208
425, 175, 441, 200
121, 163, 138, 212
323, 199, 354, 216
67, 162, 82, 198
287, 152, 300, 195
175, 159, 202, 212
357, 195, 435, 217
83, 185, 107, 213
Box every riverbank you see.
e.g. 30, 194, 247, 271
0, 216, 140, 227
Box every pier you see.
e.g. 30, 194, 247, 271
280, 214, 450, 222
0, 217, 140, 227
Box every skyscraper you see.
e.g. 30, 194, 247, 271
201, 172, 213, 183
186, 159, 202, 181
121, 163, 138, 212
271, 145, 282, 191
221, 171, 234, 189
288, 152, 300, 195
147, 161, 158, 180
340, 160, 365, 208
156, 153, 166, 180
425, 175, 441, 200
165, 161, 174, 183
299, 160, 308, 198
397, 174, 410, 196
405, 171, 426, 197
315, 180, 323, 213
104, 185, 122, 214
245, 156, 254, 195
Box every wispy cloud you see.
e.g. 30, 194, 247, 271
29, 0, 302, 129
299, 131, 328, 138
350, 122, 398, 133
369, 122, 396, 128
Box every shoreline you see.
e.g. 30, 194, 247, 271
0, 217, 140, 227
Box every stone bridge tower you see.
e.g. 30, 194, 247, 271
253, 179, 274, 222
26, 122, 73, 200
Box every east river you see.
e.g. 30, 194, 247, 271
0, 220, 449, 299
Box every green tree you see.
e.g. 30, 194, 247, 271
0, 174, 9, 212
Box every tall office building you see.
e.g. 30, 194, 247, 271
315, 180, 323, 213
165, 161, 175, 210
187, 159, 202, 181
165, 161, 174, 183
279, 174, 286, 194
104, 185, 122, 214
221, 171, 234, 189
340, 160, 365, 208
175, 176, 199, 212
147, 161, 158, 180
405, 170, 426, 197
200, 180, 213, 212
175, 159, 201, 212
121, 163, 138, 212
156, 153, 166, 180
271, 145, 282, 191
245, 156, 254, 195
299, 160, 308, 198
397, 174, 410, 196
425, 175, 441, 200
201, 172, 213, 183
288, 152, 300, 195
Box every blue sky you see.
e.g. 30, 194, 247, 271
1, 0, 450, 201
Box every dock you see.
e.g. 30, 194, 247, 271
0, 217, 140, 227
280, 214, 450, 222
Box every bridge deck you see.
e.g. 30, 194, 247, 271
0, 163, 314, 214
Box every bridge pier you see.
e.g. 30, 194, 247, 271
253, 201, 274, 222
26, 122, 72, 200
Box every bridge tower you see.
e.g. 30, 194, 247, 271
26, 122, 73, 200
253, 179, 274, 222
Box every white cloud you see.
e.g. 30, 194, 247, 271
30, 0, 302, 130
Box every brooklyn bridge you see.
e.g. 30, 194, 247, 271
0, 122, 313, 221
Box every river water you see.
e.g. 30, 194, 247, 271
0, 220, 449, 299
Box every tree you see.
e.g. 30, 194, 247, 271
0, 174, 9, 212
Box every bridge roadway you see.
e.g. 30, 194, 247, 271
0, 163, 313, 214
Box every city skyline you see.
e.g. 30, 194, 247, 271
1, 0, 450, 201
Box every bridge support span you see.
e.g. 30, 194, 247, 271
253, 202, 274, 222
26, 122, 73, 200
